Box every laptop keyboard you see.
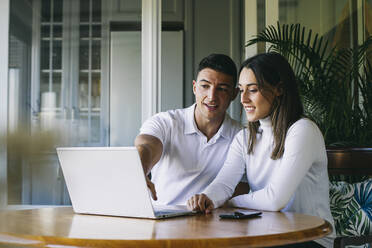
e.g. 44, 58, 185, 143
154, 209, 184, 216
153, 205, 193, 217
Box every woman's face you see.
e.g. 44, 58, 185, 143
238, 68, 275, 122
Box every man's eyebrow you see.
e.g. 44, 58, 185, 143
198, 79, 212, 83
199, 79, 233, 87
238, 83, 258, 87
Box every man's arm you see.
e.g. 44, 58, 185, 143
134, 134, 163, 200
135, 134, 163, 174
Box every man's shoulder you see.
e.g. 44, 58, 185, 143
225, 115, 243, 134
230, 118, 243, 129
140, 107, 191, 140
160, 106, 191, 121
150, 106, 188, 120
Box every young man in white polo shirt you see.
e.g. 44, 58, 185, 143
135, 54, 243, 205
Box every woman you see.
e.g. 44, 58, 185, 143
187, 52, 335, 248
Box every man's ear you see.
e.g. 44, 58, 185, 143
231, 87, 239, 101
192, 80, 197, 95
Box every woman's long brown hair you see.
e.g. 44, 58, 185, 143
241, 53, 304, 160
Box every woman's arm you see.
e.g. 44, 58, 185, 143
229, 120, 324, 211
202, 130, 247, 208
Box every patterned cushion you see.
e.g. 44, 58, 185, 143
329, 179, 372, 237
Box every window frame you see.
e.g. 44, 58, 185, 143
0, 0, 10, 208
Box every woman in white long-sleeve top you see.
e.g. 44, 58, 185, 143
187, 52, 335, 248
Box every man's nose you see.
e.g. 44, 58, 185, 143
207, 87, 217, 100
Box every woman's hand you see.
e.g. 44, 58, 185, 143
187, 194, 214, 214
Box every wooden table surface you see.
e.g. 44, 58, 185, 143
0, 206, 332, 248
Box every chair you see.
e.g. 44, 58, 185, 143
327, 148, 372, 248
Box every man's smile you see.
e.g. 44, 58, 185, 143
204, 103, 219, 111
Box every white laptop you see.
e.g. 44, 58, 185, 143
56, 146, 195, 219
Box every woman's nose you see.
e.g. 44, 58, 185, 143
241, 90, 250, 103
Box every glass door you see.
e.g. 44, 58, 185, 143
78, 0, 102, 145
5, 0, 179, 207
7, 0, 105, 206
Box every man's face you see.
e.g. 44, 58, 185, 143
193, 68, 237, 123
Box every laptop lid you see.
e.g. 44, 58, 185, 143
57, 147, 156, 218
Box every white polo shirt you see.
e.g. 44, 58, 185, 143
139, 104, 242, 205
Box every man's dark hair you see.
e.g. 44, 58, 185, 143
197, 54, 237, 86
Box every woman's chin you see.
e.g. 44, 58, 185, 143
245, 115, 258, 122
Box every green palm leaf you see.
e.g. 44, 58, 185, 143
330, 181, 372, 238
330, 182, 355, 230
246, 23, 372, 146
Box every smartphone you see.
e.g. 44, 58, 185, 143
219, 210, 262, 219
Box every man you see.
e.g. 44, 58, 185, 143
135, 54, 243, 205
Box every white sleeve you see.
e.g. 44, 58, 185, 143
139, 112, 170, 145
229, 120, 323, 211
203, 130, 247, 208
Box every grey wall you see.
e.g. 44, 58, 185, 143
184, 0, 243, 120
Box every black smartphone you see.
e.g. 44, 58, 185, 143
219, 210, 262, 219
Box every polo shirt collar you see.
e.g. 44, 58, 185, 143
184, 104, 198, 134
218, 114, 232, 139
184, 104, 232, 140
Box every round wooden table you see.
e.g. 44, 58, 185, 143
0, 207, 332, 247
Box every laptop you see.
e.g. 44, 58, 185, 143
56, 146, 195, 219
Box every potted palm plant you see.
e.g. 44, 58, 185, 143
245, 22, 372, 150
246, 22, 372, 244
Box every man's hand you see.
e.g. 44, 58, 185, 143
135, 135, 163, 201
146, 176, 157, 200
187, 194, 214, 214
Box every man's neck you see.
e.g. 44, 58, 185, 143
194, 111, 225, 141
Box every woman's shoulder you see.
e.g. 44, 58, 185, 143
285, 118, 326, 159
288, 118, 323, 138
291, 117, 319, 128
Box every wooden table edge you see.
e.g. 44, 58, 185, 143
0, 219, 333, 248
